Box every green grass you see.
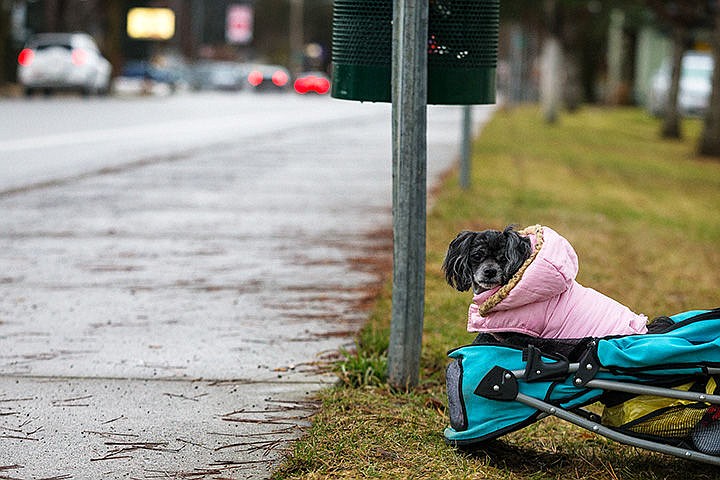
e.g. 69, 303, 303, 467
274, 106, 720, 479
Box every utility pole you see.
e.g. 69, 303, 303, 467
289, 0, 304, 76
191, 0, 204, 59
387, 0, 428, 390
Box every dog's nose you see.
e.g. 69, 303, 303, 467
483, 268, 497, 279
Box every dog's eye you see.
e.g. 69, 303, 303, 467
470, 253, 486, 263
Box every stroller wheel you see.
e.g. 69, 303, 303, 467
692, 406, 720, 455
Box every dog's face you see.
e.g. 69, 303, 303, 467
442, 226, 532, 294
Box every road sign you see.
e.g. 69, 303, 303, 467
226, 4, 253, 45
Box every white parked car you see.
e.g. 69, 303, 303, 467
648, 51, 714, 117
17, 32, 112, 96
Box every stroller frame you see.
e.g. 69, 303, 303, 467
445, 309, 720, 466
490, 359, 720, 466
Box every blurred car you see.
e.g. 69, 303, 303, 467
112, 60, 187, 96
191, 61, 245, 91
245, 64, 291, 91
17, 32, 111, 96
294, 71, 330, 95
648, 51, 714, 117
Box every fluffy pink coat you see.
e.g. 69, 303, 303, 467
467, 226, 648, 339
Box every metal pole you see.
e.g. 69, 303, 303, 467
191, 0, 204, 58
289, 0, 304, 76
459, 105, 472, 189
387, 0, 428, 390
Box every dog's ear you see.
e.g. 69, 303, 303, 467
442, 231, 475, 292
503, 227, 532, 276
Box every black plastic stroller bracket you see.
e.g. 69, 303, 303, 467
475, 366, 519, 401
573, 341, 600, 387
522, 345, 570, 382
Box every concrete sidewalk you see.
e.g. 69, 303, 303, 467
0, 103, 493, 479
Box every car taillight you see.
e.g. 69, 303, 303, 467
316, 78, 330, 94
294, 78, 309, 94
294, 76, 331, 95
18, 48, 35, 66
272, 70, 288, 87
248, 70, 263, 86
71, 48, 88, 66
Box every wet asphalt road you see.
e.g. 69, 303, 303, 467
0, 93, 493, 478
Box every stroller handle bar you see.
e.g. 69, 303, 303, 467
511, 365, 720, 406
584, 378, 720, 405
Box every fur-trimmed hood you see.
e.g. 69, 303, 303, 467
468, 225, 648, 339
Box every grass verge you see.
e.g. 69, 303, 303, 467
274, 105, 720, 479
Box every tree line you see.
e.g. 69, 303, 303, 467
504, 0, 720, 156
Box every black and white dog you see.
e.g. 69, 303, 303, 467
442, 225, 532, 295
441, 224, 661, 353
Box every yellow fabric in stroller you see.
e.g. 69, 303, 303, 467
602, 378, 717, 440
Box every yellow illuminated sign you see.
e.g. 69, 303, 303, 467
127, 8, 176, 40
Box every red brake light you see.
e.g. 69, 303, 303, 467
71, 48, 88, 66
18, 48, 35, 67
272, 70, 288, 87
294, 78, 309, 94
294, 76, 330, 94
316, 78, 330, 94
248, 70, 263, 86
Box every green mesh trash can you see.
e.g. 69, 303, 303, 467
331, 0, 499, 104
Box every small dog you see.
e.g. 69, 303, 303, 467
442, 225, 532, 295
442, 224, 648, 341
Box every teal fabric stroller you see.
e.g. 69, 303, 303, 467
444, 309, 720, 465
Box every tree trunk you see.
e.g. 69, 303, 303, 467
557, 5, 583, 112
699, 9, 720, 157
563, 49, 583, 112
0, 3, 10, 85
541, 0, 562, 123
102, 0, 124, 76
662, 26, 685, 139
44, 0, 67, 31
540, 36, 562, 123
